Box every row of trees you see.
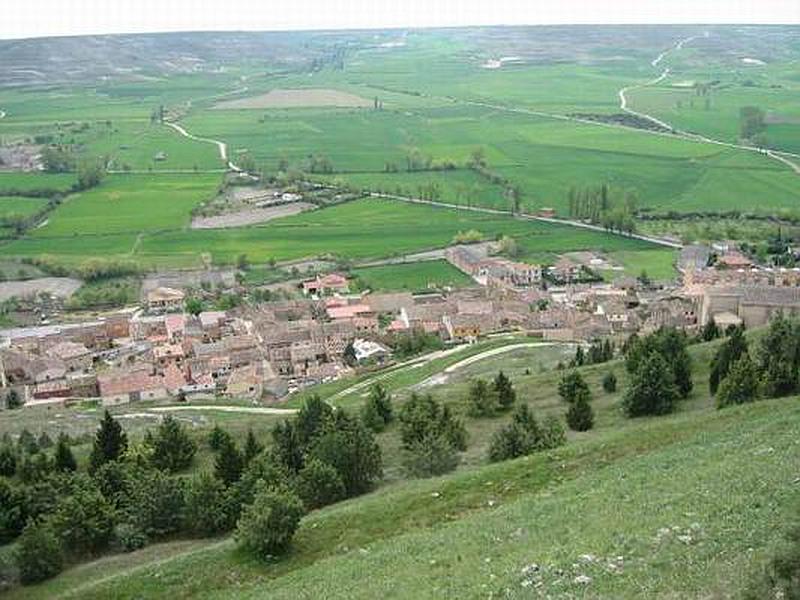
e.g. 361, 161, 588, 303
566, 183, 637, 234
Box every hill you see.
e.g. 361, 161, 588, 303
6, 333, 800, 599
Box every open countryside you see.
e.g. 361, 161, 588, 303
1, 16, 800, 600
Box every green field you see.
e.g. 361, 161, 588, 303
0, 196, 48, 220
0, 192, 673, 269
351, 259, 474, 291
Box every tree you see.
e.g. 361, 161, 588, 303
0, 478, 26, 543
399, 393, 467, 452
89, 410, 128, 473
716, 354, 759, 408
148, 415, 196, 473
243, 430, 263, 465
183, 472, 233, 536
123, 467, 185, 539
602, 371, 617, 393
185, 297, 203, 316
236, 485, 305, 559
0, 443, 17, 476
623, 353, 678, 417
566, 390, 594, 431
5, 388, 22, 410
214, 436, 244, 487
488, 404, 565, 462
53, 434, 77, 472
295, 395, 333, 447
402, 433, 460, 478
294, 457, 346, 510
493, 371, 516, 411
15, 521, 64, 584
626, 328, 692, 399
49, 475, 116, 556
757, 314, 799, 398
700, 317, 720, 342
76, 161, 104, 190
709, 325, 748, 395
360, 384, 393, 432
558, 371, 590, 404
467, 378, 496, 417
308, 411, 382, 497
208, 424, 231, 451
236, 253, 249, 271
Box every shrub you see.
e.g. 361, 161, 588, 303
0, 444, 17, 477
0, 478, 26, 543
558, 371, 590, 404
602, 371, 617, 393
626, 327, 692, 399
566, 392, 594, 431
15, 521, 64, 584
709, 325, 747, 395
294, 458, 346, 510
236, 486, 305, 559
49, 475, 116, 556
214, 436, 244, 487
184, 472, 233, 536
123, 468, 185, 539
114, 522, 148, 552
399, 393, 467, 451
360, 384, 393, 432
493, 371, 516, 411
53, 434, 77, 473
402, 433, 460, 478
488, 404, 565, 462
717, 354, 759, 408
467, 378, 497, 417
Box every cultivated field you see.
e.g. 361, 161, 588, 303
351, 259, 474, 292
215, 88, 372, 109
190, 202, 316, 229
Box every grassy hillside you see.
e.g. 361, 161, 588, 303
9, 335, 800, 599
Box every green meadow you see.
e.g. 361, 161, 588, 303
351, 259, 474, 292
0, 196, 48, 219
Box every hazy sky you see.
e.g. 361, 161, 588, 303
2, 0, 798, 39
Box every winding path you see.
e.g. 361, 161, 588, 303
164, 121, 240, 172
618, 33, 800, 174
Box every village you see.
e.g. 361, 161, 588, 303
1, 237, 800, 410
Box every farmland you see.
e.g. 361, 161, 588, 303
351, 259, 474, 292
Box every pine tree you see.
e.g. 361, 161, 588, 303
53, 434, 77, 472
243, 430, 263, 464
208, 424, 230, 451
709, 325, 748, 395
623, 353, 679, 417
214, 436, 244, 486
558, 371, 590, 404
493, 371, 516, 411
89, 410, 127, 473
757, 313, 799, 398
467, 378, 496, 417
361, 384, 393, 432
602, 371, 617, 393
149, 415, 196, 473
566, 389, 594, 431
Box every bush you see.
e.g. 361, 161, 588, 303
183, 472, 233, 536
399, 393, 467, 452
402, 433, 460, 478
49, 474, 116, 556
0, 444, 16, 477
488, 405, 565, 462
467, 378, 497, 417
0, 478, 26, 543
493, 371, 516, 411
360, 384, 393, 432
214, 436, 244, 487
294, 458, 345, 510
558, 371, 590, 404
15, 521, 64, 584
236, 486, 305, 559
123, 468, 185, 539
716, 354, 759, 408
566, 392, 594, 431
114, 522, 148, 552
602, 371, 617, 393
